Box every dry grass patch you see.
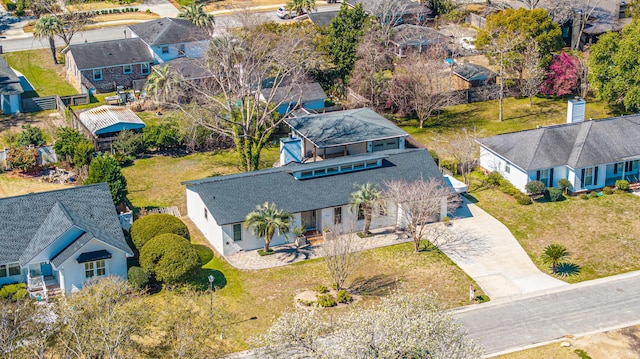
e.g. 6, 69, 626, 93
0, 172, 71, 198
470, 183, 640, 283
0, 110, 63, 148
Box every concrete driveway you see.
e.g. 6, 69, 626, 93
440, 198, 568, 300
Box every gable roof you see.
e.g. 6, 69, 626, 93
390, 24, 451, 48
0, 184, 133, 266
454, 63, 497, 82
128, 18, 211, 46
264, 82, 328, 106
284, 108, 408, 148
184, 148, 444, 225
0, 56, 24, 95
66, 38, 154, 70
78, 105, 146, 136
153, 57, 209, 81
478, 115, 640, 171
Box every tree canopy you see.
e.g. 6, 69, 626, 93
130, 213, 190, 250
139, 233, 202, 285
245, 202, 294, 252
84, 153, 128, 205
327, 2, 369, 81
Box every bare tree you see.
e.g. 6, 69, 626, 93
572, 0, 604, 50
520, 40, 545, 106
31, 0, 95, 47
433, 127, 479, 186
390, 49, 451, 128
362, 0, 412, 44
321, 224, 363, 291
521, 0, 542, 10
174, 27, 316, 171
384, 178, 461, 253
0, 298, 55, 359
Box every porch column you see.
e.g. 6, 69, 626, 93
440, 196, 448, 221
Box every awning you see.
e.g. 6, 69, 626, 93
76, 250, 112, 263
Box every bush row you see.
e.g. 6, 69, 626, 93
487, 172, 532, 205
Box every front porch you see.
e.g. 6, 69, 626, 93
26, 262, 62, 301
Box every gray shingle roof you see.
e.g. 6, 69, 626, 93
264, 82, 327, 106
307, 10, 339, 27
0, 184, 133, 266
0, 56, 23, 95
183, 148, 444, 225
454, 63, 497, 82
67, 38, 154, 70
154, 57, 209, 80
391, 24, 451, 48
128, 18, 210, 46
478, 115, 640, 171
284, 108, 408, 148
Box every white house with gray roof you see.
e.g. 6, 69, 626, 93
0, 184, 133, 299
128, 18, 210, 64
479, 99, 640, 193
184, 148, 446, 255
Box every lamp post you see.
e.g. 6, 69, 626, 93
208, 275, 214, 316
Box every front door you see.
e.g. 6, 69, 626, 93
301, 210, 318, 231
40, 262, 53, 277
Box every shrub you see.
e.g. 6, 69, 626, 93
579, 193, 588, 200
297, 298, 315, 306
6, 146, 38, 172
603, 186, 614, 195
336, 289, 353, 303
589, 190, 597, 198
139, 233, 202, 285
525, 180, 546, 195
487, 171, 504, 186
145, 8, 151, 13
516, 193, 532, 205
313, 284, 328, 293
257, 249, 275, 256
130, 213, 190, 250
84, 153, 128, 205
316, 294, 336, 307
616, 179, 630, 191
114, 130, 146, 157
544, 187, 564, 202
17, 124, 45, 147
128, 266, 149, 290
442, 216, 451, 226
558, 178, 571, 193
498, 179, 514, 193
0, 283, 27, 301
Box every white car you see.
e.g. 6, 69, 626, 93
277, 6, 292, 19
460, 37, 477, 51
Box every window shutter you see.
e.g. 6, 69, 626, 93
581, 168, 585, 184
614, 163, 618, 175
549, 168, 554, 187
536, 170, 540, 181
594, 166, 598, 185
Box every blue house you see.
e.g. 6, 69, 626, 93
262, 82, 328, 116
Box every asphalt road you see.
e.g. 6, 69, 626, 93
0, 4, 342, 53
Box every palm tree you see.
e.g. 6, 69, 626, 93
144, 65, 175, 102
245, 202, 294, 253
286, 0, 316, 16
178, 4, 215, 34
541, 243, 570, 274
349, 183, 382, 236
34, 15, 63, 65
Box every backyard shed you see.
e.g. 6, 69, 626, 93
74, 105, 145, 151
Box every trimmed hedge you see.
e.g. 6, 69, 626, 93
130, 214, 190, 250
616, 179, 630, 191
128, 266, 149, 290
525, 180, 546, 195
139, 234, 202, 285
544, 187, 564, 202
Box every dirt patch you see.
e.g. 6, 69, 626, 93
0, 111, 62, 148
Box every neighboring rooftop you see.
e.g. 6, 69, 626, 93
0, 184, 132, 266
65, 38, 154, 70
454, 63, 497, 82
264, 82, 327, 105
78, 105, 145, 136
390, 24, 451, 48
154, 57, 209, 81
0, 56, 23, 95
478, 115, 640, 170
284, 108, 408, 148
128, 17, 211, 46
307, 10, 339, 27
184, 148, 443, 225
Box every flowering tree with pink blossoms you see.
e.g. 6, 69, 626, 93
541, 51, 580, 96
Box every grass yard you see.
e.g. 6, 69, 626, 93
121, 148, 280, 214
0, 172, 70, 197
3, 50, 77, 97
402, 96, 613, 150
468, 176, 640, 283
183, 218, 482, 351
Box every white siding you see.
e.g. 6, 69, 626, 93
186, 187, 224, 254
57, 238, 129, 293
151, 40, 209, 63
479, 146, 529, 191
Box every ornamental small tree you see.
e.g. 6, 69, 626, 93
17, 124, 46, 147
541, 243, 570, 274
558, 178, 571, 194
130, 213, 190, 250
84, 153, 128, 205
525, 180, 546, 195
139, 234, 202, 286
540, 51, 580, 96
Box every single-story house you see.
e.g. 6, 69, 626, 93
261, 82, 328, 115
390, 24, 451, 57
0, 183, 134, 298
128, 18, 211, 64
452, 63, 497, 89
478, 98, 640, 193
64, 38, 155, 94
74, 105, 146, 152
0, 56, 24, 114
184, 148, 447, 255
280, 108, 409, 165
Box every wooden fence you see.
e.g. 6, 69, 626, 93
21, 94, 89, 113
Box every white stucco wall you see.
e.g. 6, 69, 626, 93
56, 238, 129, 293
479, 146, 529, 191
186, 187, 225, 254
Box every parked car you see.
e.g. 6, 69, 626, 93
277, 6, 292, 19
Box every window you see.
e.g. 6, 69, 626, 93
379, 205, 387, 216
84, 260, 106, 279
353, 162, 365, 170
365, 161, 377, 168
93, 69, 102, 81
357, 204, 365, 220
204, 208, 208, 220
539, 169, 549, 186
141, 63, 150, 75
505, 163, 510, 174
334, 207, 342, 225
614, 162, 623, 175
0, 263, 20, 277
233, 224, 242, 241
161, 46, 169, 54
301, 170, 313, 178
583, 167, 594, 186
326, 166, 338, 174
177, 44, 185, 55
123, 64, 132, 74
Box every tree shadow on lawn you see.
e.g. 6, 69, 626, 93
350, 274, 400, 297
555, 262, 581, 277
188, 268, 228, 292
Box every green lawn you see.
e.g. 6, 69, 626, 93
4, 49, 78, 97
467, 174, 640, 283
